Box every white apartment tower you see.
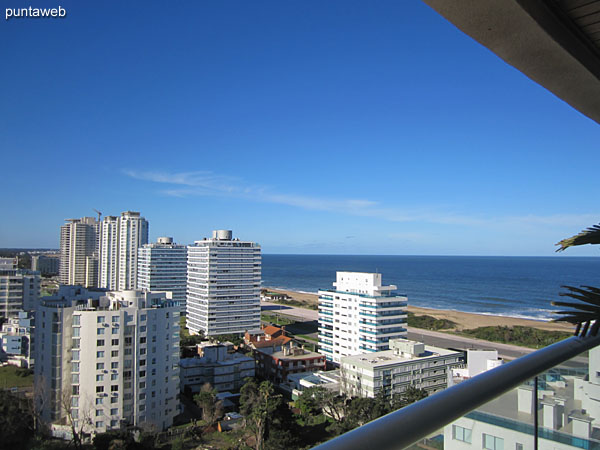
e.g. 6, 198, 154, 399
34, 287, 180, 432
0, 264, 40, 319
99, 211, 149, 291
60, 217, 99, 287
186, 230, 261, 336
318, 272, 408, 364
138, 237, 188, 308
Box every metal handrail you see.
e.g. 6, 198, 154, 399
312, 333, 600, 450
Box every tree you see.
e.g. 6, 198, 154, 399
240, 379, 281, 450
554, 223, 600, 335
391, 386, 428, 411
193, 383, 223, 428
60, 391, 92, 450
0, 390, 34, 450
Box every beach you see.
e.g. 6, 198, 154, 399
265, 287, 574, 333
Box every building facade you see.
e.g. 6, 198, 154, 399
340, 339, 464, 399
186, 230, 261, 336
32, 255, 60, 276
60, 217, 99, 287
138, 237, 187, 308
99, 211, 149, 291
179, 342, 255, 394
34, 288, 180, 433
255, 344, 326, 384
0, 310, 35, 367
0, 267, 40, 319
318, 272, 408, 364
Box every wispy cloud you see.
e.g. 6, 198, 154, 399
123, 169, 598, 231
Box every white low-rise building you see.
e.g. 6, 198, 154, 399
341, 339, 464, 399
34, 287, 180, 433
0, 267, 40, 319
451, 349, 503, 384
318, 272, 408, 364
179, 342, 254, 393
0, 310, 34, 367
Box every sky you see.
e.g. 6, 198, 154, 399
1, 1, 599, 256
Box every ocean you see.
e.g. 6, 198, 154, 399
261, 255, 600, 321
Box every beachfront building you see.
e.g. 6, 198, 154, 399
318, 271, 408, 364
179, 342, 255, 394
0, 265, 40, 319
186, 230, 261, 336
340, 339, 464, 399
60, 217, 100, 288
34, 287, 180, 433
138, 237, 187, 308
99, 211, 149, 291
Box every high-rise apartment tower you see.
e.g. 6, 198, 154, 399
138, 237, 187, 308
186, 230, 261, 336
60, 217, 99, 287
99, 211, 148, 291
318, 272, 408, 364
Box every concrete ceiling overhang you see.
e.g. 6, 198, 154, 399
423, 0, 600, 125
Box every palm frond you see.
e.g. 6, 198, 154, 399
556, 224, 600, 252
553, 285, 600, 336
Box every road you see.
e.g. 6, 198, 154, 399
261, 301, 586, 367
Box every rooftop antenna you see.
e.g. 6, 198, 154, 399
93, 209, 102, 222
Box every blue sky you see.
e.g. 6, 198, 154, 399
2, 1, 599, 255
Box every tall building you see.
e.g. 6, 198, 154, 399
0, 266, 40, 319
34, 287, 180, 432
318, 271, 408, 364
99, 211, 149, 291
60, 217, 99, 287
138, 237, 187, 308
186, 230, 261, 336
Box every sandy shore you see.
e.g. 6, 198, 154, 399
265, 287, 574, 333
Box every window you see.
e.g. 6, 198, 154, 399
95, 421, 104, 428
139, 393, 146, 400
111, 374, 118, 381
96, 398, 103, 405
72, 385, 79, 395
111, 339, 119, 346
72, 374, 79, 383
112, 328, 118, 334
111, 419, 118, 427
96, 374, 104, 382
72, 316, 80, 326
140, 326, 147, 332
97, 339, 105, 346
97, 316, 105, 324
97, 351, 105, 358
97, 362, 105, 370
141, 315, 146, 322
110, 396, 118, 404
140, 337, 146, 344
95, 409, 102, 417
72, 350, 80, 361
140, 348, 146, 355
140, 359, 146, 367
97, 328, 105, 335
453, 425, 472, 444
111, 385, 118, 392
72, 328, 80, 337
483, 434, 504, 450
139, 370, 146, 378
111, 350, 118, 357
112, 316, 119, 323
72, 339, 80, 348
110, 408, 118, 416
139, 382, 146, 389
71, 362, 80, 372
71, 397, 79, 407
96, 386, 104, 393
111, 362, 118, 369
516, 445, 523, 450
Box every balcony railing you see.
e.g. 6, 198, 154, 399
312, 332, 600, 450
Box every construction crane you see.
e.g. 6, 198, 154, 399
93, 209, 102, 222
